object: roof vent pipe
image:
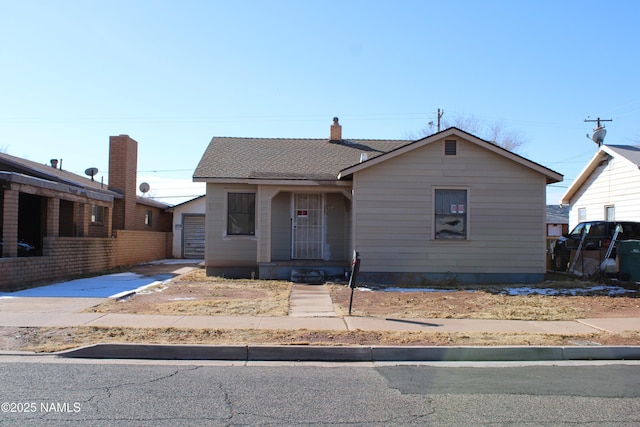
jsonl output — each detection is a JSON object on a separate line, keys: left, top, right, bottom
{"left": 360, "top": 153, "right": 368, "bottom": 163}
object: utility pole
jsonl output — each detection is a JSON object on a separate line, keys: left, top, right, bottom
{"left": 584, "top": 117, "right": 612, "bottom": 128}
{"left": 437, "top": 108, "right": 444, "bottom": 132}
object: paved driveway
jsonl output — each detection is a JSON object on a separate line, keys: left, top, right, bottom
{"left": 0, "top": 260, "right": 201, "bottom": 299}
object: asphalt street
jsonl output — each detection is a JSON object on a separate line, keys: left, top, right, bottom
{"left": 0, "top": 358, "right": 639, "bottom": 426}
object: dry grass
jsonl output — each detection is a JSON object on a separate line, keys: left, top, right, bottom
{"left": 87, "top": 269, "right": 292, "bottom": 317}
{"left": 329, "top": 286, "right": 639, "bottom": 321}
{"left": 8, "top": 325, "right": 640, "bottom": 353}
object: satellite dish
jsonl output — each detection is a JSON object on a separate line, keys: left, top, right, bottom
{"left": 84, "top": 167, "right": 99, "bottom": 182}
{"left": 592, "top": 127, "right": 607, "bottom": 145}
{"left": 584, "top": 117, "right": 612, "bottom": 147}
{"left": 139, "top": 182, "right": 150, "bottom": 194}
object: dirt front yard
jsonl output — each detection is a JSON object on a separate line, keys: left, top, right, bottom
{"left": 2, "top": 269, "right": 639, "bottom": 352}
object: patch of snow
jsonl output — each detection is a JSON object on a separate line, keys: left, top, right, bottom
{"left": 500, "top": 285, "right": 636, "bottom": 296}
{"left": 355, "top": 284, "right": 637, "bottom": 297}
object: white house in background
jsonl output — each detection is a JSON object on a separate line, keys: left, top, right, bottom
{"left": 167, "top": 195, "right": 206, "bottom": 258}
{"left": 560, "top": 144, "right": 640, "bottom": 228}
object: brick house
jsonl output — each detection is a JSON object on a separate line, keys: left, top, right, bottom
{"left": 0, "top": 135, "right": 172, "bottom": 291}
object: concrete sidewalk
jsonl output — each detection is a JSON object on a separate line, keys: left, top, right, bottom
{"left": 1, "top": 269, "right": 639, "bottom": 361}
{"left": 1, "top": 283, "right": 638, "bottom": 336}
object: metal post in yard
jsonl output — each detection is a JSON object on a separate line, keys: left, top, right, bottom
{"left": 348, "top": 251, "right": 360, "bottom": 316}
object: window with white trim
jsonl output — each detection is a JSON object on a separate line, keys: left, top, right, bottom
{"left": 227, "top": 193, "right": 255, "bottom": 235}
{"left": 578, "top": 208, "right": 586, "bottom": 222}
{"left": 605, "top": 205, "right": 615, "bottom": 221}
{"left": 434, "top": 189, "right": 467, "bottom": 240}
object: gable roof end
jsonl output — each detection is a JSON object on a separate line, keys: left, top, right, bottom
{"left": 338, "top": 127, "right": 563, "bottom": 184}
{"left": 560, "top": 144, "right": 640, "bottom": 205}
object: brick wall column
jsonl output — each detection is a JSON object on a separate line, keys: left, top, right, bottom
{"left": 2, "top": 189, "right": 19, "bottom": 257}
{"left": 76, "top": 203, "right": 88, "bottom": 237}
{"left": 46, "top": 197, "right": 60, "bottom": 237}
{"left": 109, "top": 135, "right": 138, "bottom": 230}
{"left": 105, "top": 205, "right": 113, "bottom": 237}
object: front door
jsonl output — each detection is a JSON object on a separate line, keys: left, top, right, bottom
{"left": 292, "top": 193, "right": 324, "bottom": 259}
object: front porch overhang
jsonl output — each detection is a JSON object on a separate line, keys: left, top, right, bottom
{"left": 255, "top": 185, "right": 352, "bottom": 265}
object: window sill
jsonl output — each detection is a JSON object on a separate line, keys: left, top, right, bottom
{"left": 223, "top": 235, "right": 257, "bottom": 241}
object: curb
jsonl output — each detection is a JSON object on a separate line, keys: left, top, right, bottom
{"left": 56, "top": 343, "right": 640, "bottom": 362}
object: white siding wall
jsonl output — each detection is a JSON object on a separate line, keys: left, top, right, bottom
{"left": 568, "top": 156, "right": 640, "bottom": 228}
{"left": 353, "top": 138, "right": 547, "bottom": 275}
{"left": 205, "top": 183, "right": 257, "bottom": 267}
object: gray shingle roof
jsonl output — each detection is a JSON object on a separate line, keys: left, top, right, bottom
{"left": 193, "top": 137, "right": 411, "bottom": 181}
{"left": 604, "top": 144, "right": 640, "bottom": 166}
{"left": 0, "top": 151, "right": 115, "bottom": 195}
{"left": 546, "top": 205, "right": 569, "bottom": 223}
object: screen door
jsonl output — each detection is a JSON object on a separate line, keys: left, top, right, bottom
{"left": 292, "top": 193, "right": 324, "bottom": 259}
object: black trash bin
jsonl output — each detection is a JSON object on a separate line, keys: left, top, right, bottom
{"left": 617, "top": 240, "right": 640, "bottom": 282}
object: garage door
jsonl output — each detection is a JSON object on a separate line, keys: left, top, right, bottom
{"left": 183, "top": 215, "right": 205, "bottom": 259}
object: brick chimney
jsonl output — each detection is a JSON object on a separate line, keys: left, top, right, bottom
{"left": 330, "top": 117, "right": 342, "bottom": 141}
{"left": 108, "top": 135, "right": 138, "bottom": 230}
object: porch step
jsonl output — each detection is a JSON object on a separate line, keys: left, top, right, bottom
{"left": 290, "top": 269, "right": 325, "bottom": 284}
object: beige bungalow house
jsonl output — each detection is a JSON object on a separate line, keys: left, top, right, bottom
{"left": 194, "top": 119, "right": 562, "bottom": 285}
{"left": 560, "top": 144, "right": 640, "bottom": 227}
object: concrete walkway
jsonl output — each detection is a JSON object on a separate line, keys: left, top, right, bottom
{"left": 288, "top": 284, "right": 337, "bottom": 317}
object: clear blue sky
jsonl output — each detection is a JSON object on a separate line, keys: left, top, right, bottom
{"left": 2, "top": 1, "right": 639, "bottom": 205}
